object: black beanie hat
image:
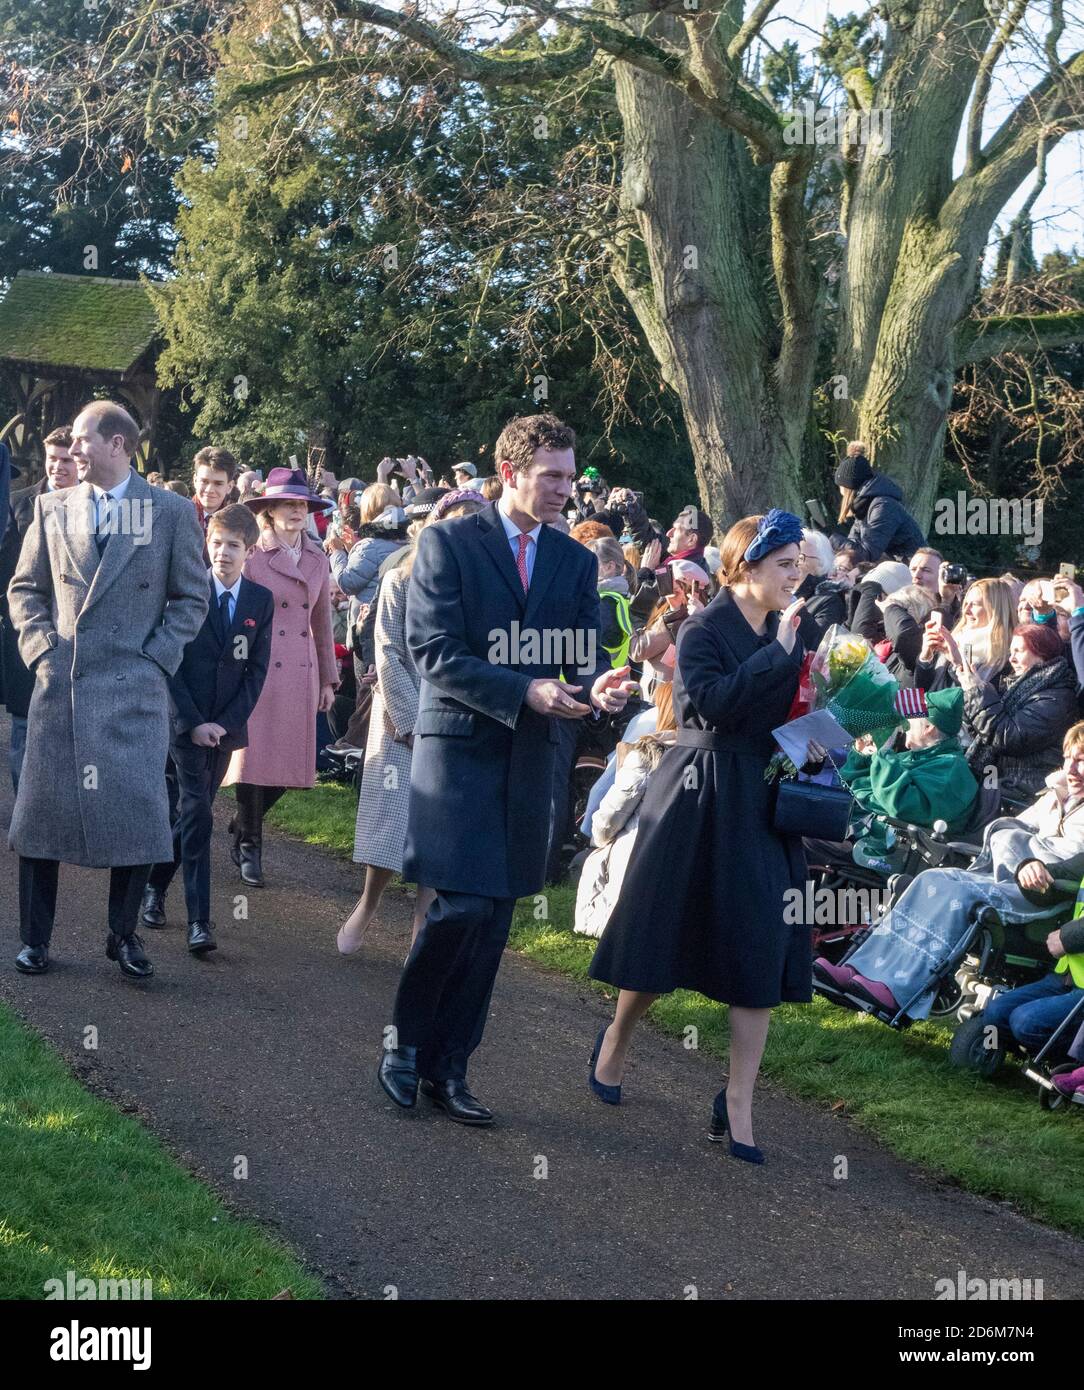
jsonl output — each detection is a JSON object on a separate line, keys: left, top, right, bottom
{"left": 834, "top": 453, "right": 873, "bottom": 491}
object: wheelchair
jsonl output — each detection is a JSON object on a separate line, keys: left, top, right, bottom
{"left": 804, "top": 782, "right": 1002, "bottom": 971}
{"left": 945, "top": 887, "right": 1084, "bottom": 1113}
{"left": 812, "top": 870, "right": 1065, "bottom": 1030}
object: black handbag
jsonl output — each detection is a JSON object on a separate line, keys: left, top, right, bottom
{"left": 773, "top": 778, "right": 853, "bottom": 841}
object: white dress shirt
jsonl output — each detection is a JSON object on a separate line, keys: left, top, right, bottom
{"left": 211, "top": 574, "right": 242, "bottom": 628}
{"left": 91, "top": 468, "right": 134, "bottom": 533}
{"left": 496, "top": 497, "right": 542, "bottom": 586}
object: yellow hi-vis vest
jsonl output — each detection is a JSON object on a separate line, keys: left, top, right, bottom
{"left": 600, "top": 587, "right": 633, "bottom": 669}
{"left": 1055, "top": 886, "right": 1084, "bottom": 987}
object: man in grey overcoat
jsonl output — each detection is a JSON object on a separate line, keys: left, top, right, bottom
{"left": 8, "top": 401, "right": 208, "bottom": 978}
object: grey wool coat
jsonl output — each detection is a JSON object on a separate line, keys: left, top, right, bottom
{"left": 7, "top": 470, "right": 209, "bottom": 866}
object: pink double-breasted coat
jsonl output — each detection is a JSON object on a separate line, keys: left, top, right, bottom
{"left": 223, "top": 532, "right": 337, "bottom": 789}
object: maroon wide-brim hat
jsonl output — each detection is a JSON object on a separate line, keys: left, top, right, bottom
{"left": 243, "top": 467, "right": 333, "bottom": 513}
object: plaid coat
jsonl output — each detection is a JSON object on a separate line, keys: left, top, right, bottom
{"left": 353, "top": 564, "right": 417, "bottom": 872}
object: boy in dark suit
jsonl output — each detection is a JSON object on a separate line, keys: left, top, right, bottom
{"left": 141, "top": 504, "right": 274, "bottom": 954}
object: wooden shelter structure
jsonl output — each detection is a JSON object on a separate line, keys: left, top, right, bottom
{"left": 0, "top": 271, "right": 161, "bottom": 478}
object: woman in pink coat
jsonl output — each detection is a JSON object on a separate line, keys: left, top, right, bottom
{"left": 223, "top": 468, "right": 338, "bottom": 885}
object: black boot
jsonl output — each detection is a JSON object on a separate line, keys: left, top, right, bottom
{"left": 227, "top": 817, "right": 242, "bottom": 868}
{"left": 239, "top": 835, "right": 263, "bottom": 887}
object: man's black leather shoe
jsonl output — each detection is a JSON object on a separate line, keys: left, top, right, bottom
{"left": 378, "top": 1046, "right": 419, "bottom": 1108}
{"left": 419, "top": 1078, "right": 494, "bottom": 1127}
{"left": 239, "top": 837, "right": 263, "bottom": 887}
{"left": 187, "top": 921, "right": 216, "bottom": 954}
{"left": 15, "top": 944, "right": 48, "bottom": 974}
{"left": 140, "top": 886, "right": 167, "bottom": 928}
{"left": 106, "top": 932, "right": 154, "bottom": 979}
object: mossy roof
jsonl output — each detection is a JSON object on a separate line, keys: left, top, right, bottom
{"left": 0, "top": 271, "right": 158, "bottom": 375}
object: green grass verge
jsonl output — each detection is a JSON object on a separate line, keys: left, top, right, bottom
{"left": 266, "top": 782, "right": 1084, "bottom": 1236}
{"left": 0, "top": 1005, "right": 324, "bottom": 1299}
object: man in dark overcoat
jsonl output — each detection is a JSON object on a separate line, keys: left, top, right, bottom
{"left": 378, "top": 413, "right": 637, "bottom": 1125}
{"left": 7, "top": 401, "right": 209, "bottom": 978}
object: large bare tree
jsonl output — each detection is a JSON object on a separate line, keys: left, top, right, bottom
{"left": 8, "top": 0, "right": 1084, "bottom": 524}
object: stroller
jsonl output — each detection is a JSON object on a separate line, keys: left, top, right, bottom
{"left": 1030, "top": 991, "right": 1084, "bottom": 1112}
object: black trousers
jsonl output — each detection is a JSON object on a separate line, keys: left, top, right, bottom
{"left": 19, "top": 858, "right": 152, "bottom": 948}
{"left": 546, "top": 717, "right": 579, "bottom": 883}
{"left": 392, "top": 891, "right": 516, "bottom": 1083}
{"left": 148, "top": 742, "right": 233, "bottom": 922}
{"left": 234, "top": 782, "right": 286, "bottom": 838}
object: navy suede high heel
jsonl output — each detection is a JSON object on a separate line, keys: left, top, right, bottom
{"left": 708, "top": 1088, "right": 764, "bottom": 1164}
{"left": 589, "top": 1026, "right": 621, "bottom": 1105}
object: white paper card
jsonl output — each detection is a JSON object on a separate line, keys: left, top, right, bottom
{"left": 771, "top": 709, "right": 852, "bottom": 768}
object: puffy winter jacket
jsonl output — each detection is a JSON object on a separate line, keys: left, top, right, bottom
{"left": 843, "top": 473, "right": 926, "bottom": 564}
{"left": 963, "top": 656, "right": 1078, "bottom": 804}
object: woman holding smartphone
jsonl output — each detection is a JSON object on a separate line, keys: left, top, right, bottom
{"left": 627, "top": 561, "right": 711, "bottom": 700}
{"left": 588, "top": 510, "right": 809, "bottom": 1164}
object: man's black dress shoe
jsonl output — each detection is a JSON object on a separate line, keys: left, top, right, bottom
{"left": 239, "top": 837, "right": 263, "bottom": 887}
{"left": 187, "top": 921, "right": 216, "bottom": 954}
{"left": 105, "top": 932, "right": 154, "bottom": 979}
{"left": 377, "top": 1046, "right": 419, "bottom": 1108}
{"left": 15, "top": 944, "right": 48, "bottom": 974}
{"left": 419, "top": 1078, "right": 494, "bottom": 1127}
{"left": 140, "top": 886, "right": 167, "bottom": 928}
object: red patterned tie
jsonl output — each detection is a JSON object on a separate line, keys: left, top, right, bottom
{"left": 516, "top": 532, "right": 530, "bottom": 593}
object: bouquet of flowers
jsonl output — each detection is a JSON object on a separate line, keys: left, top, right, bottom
{"left": 810, "top": 626, "right": 902, "bottom": 740}
{"left": 765, "top": 625, "right": 902, "bottom": 782}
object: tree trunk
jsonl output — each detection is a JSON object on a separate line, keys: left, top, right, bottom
{"left": 611, "top": 58, "right": 807, "bottom": 527}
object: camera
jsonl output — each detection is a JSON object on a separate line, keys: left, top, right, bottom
{"left": 942, "top": 563, "right": 968, "bottom": 586}
{"left": 610, "top": 489, "right": 644, "bottom": 517}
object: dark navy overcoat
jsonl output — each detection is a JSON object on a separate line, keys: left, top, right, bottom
{"left": 589, "top": 587, "right": 812, "bottom": 1008}
{"left": 402, "top": 503, "right": 608, "bottom": 899}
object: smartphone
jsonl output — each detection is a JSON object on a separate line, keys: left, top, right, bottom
{"left": 930, "top": 611, "right": 943, "bottom": 632}
{"left": 656, "top": 566, "right": 675, "bottom": 597}
{"left": 805, "top": 497, "right": 828, "bottom": 530}
{"left": 1059, "top": 563, "right": 1077, "bottom": 581}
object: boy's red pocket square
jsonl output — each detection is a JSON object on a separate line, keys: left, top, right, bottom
{"left": 244, "top": 618, "right": 256, "bottom": 627}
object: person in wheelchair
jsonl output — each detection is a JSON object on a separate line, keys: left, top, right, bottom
{"left": 805, "top": 687, "right": 977, "bottom": 877}
{"left": 814, "top": 721, "right": 1084, "bottom": 1019}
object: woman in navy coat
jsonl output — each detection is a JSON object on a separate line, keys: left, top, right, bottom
{"left": 588, "top": 510, "right": 811, "bottom": 1163}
